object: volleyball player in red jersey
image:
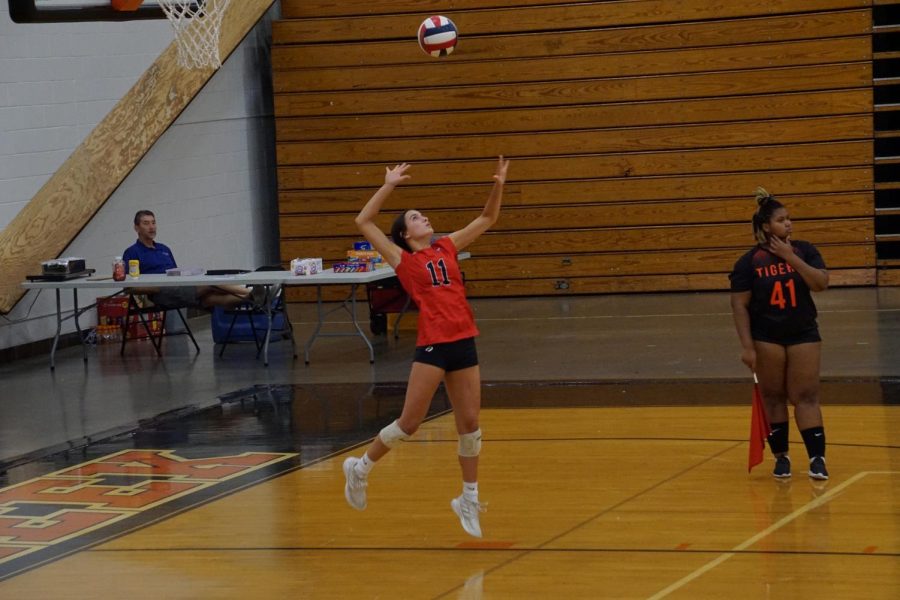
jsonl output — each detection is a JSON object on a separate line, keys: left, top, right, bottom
{"left": 342, "top": 156, "right": 510, "bottom": 538}
{"left": 730, "top": 189, "right": 830, "bottom": 480}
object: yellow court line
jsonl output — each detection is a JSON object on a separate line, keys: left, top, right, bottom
{"left": 647, "top": 471, "right": 899, "bottom": 600}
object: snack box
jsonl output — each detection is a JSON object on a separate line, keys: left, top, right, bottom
{"left": 290, "top": 257, "right": 323, "bottom": 276}
{"left": 332, "top": 261, "right": 376, "bottom": 273}
{"left": 346, "top": 250, "right": 382, "bottom": 260}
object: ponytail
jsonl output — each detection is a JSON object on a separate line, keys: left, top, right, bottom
{"left": 751, "top": 187, "right": 784, "bottom": 244}
{"left": 390, "top": 210, "right": 413, "bottom": 252}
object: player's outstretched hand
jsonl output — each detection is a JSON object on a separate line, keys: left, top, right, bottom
{"left": 493, "top": 155, "right": 510, "bottom": 185}
{"left": 385, "top": 163, "right": 412, "bottom": 187}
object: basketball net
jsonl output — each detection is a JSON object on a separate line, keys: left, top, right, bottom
{"left": 158, "top": 0, "right": 232, "bottom": 70}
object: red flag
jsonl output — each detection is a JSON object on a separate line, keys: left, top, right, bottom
{"left": 749, "top": 377, "right": 771, "bottom": 473}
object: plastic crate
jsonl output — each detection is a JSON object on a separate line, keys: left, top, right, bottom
{"left": 210, "top": 306, "right": 286, "bottom": 344}
{"left": 97, "top": 295, "right": 162, "bottom": 339}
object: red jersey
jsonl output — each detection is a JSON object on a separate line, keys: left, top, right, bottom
{"left": 394, "top": 236, "right": 479, "bottom": 346}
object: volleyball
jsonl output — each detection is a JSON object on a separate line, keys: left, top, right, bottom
{"left": 418, "top": 16, "right": 458, "bottom": 57}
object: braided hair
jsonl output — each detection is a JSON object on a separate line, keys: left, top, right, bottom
{"left": 751, "top": 187, "right": 784, "bottom": 245}
{"left": 390, "top": 210, "right": 413, "bottom": 252}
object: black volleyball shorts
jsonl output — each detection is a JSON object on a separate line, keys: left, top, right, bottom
{"left": 752, "top": 326, "right": 822, "bottom": 346}
{"left": 413, "top": 336, "right": 478, "bottom": 372}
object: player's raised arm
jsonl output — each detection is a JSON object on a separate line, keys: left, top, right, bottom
{"left": 449, "top": 156, "right": 510, "bottom": 251}
{"left": 355, "top": 163, "right": 411, "bottom": 268}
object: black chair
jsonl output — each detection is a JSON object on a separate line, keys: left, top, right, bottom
{"left": 215, "top": 266, "right": 295, "bottom": 360}
{"left": 119, "top": 292, "right": 200, "bottom": 356}
{"left": 366, "top": 276, "right": 416, "bottom": 339}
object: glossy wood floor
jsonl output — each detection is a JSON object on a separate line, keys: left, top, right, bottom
{"left": 1, "top": 403, "right": 897, "bottom": 599}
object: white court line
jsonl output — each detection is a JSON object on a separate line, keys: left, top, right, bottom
{"left": 647, "top": 471, "right": 899, "bottom": 600}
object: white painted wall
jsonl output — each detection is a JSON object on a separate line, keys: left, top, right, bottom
{"left": 0, "top": 3, "right": 281, "bottom": 351}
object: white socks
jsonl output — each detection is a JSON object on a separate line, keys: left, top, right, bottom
{"left": 463, "top": 481, "right": 479, "bottom": 502}
{"left": 355, "top": 453, "right": 374, "bottom": 477}
{"left": 353, "top": 454, "right": 478, "bottom": 503}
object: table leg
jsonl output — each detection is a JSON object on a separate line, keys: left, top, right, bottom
{"left": 348, "top": 283, "right": 375, "bottom": 364}
{"left": 263, "top": 285, "right": 273, "bottom": 367}
{"left": 73, "top": 288, "right": 87, "bottom": 363}
{"left": 49, "top": 289, "right": 63, "bottom": 370}
{"left": 281, "top": 295, "right": 297, "bottom": 359}
{"left": 303, "top": 283, "right": 376, "bottom": 365}
{"left": 393, "top": 296, "right": 413, "bottom": 339}
{"left": 304, "top": 285, "right": 325, "bottom": 364}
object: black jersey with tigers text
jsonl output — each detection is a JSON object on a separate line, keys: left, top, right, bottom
{"left": 729, "top": 241, "right": 826, "bottom": 339}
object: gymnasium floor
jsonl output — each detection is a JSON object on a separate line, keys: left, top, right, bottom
{"left": 0, "top": 288, "right": 898, "bottom": 598}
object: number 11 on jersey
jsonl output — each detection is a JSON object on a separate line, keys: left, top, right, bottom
{"left": 426, "top": 259, "right": 450, "bottom": 287}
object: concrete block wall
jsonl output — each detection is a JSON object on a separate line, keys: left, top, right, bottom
{"left": 0, "top": 3, "right": 281, "bottom": 351}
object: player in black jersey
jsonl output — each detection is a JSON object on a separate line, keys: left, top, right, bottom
{"left": 729, "top": 189, "right": 830, "bottom": 480}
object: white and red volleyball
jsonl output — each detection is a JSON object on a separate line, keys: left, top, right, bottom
{"left": 417, "top": 15, "right": 458, "bottom": 57}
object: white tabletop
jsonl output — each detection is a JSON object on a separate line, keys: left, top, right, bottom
{"left": 21, "top": 267, "right": 398, "bottom": 290}
{"left": 21, "top": 252, "right": 468, "bottom": 290}
{"left": 283, "top": 267, "right": 397, "bottom": 285}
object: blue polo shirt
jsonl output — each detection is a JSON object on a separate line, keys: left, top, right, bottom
{"left": 122, "top": 240, "right": 178, "bottom": 274}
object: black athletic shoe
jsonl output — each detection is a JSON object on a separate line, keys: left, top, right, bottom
{"left": 808, "top": 456, "right": 829, "bottom": 480}
{"left": 773, "top": 455, "right": 791, "bottom": 478}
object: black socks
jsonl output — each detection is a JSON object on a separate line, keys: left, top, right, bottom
{"left": 800, "top": 426, "right": 826, "bottom": 459}
{"left": 768, "top": 421, "right": 789, "bottom": 455}
{"left": 768, "top": 422, "right": 826, "bottom": 458}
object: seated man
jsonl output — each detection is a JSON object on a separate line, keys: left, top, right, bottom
{"left": 123, "top": 210, "right": 256, "bottom": 309}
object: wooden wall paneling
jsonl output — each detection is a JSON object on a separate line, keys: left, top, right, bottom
{"left": 877, "top": 269, "right": 900, "bottom": 285}
{"left": 279, "top": 218, "right": 873, "bottom": 260}
{"left": 833, "top": 269, "right": 878, "bottom": 286}
{"left": 273, "top": 11, "right": 871, "bottom": 66}
{"left": 460, "top": 268, "right": 875, "bottom": 296}
{"left": 274, "top": 1, "right": 875, "bottom": 299}
{"left": 274, "top": 64, "right": 871, "bottom": 115}
{"left": 282, "top": 0, "right": 767, "bottom": 19}
{"left": 0, "top": 0, "right": 279, "bottom": 314}
{"left": 278, "top": 168, "right": 873, "bottom": 214}
{"left": 273, "top": 37, "right": 869, "bottom": 93}
{"left": 277, "top": 141, "right": 873, "bottom": 189}
{"left": 465, "top": 219, "right": 873, "bottom": 256}
{"left": 515, "top": 169, "right": 875, "bottom": 207}
{"left": 279, "top": 193, "right": 874, "bottom": 238}
{"left": 284, "top": 265, "right": 876, "bottom": 303}
{"left": 277, "top": 0, "right": 869, "bottom": 41}
{"left": 276, "top": 115, "right": 871, "bottom": 165}
{"left": 282, "top": 0, "right": 867, "bottom": 19}
{"left": 280, "top": 0, "right": 604, "bottom": 17}
{"left": 457, "top": 244, "right": 874, "bottom": 280}
{"left": 275, "top": 90, "right": 872, "bottom": 142}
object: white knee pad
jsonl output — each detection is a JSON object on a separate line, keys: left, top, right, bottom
{"left": 378, "top": 419, "right": 410, "bottom": 449}
{"left": 458, "top": 428, "right": 482, "bottom": 457}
